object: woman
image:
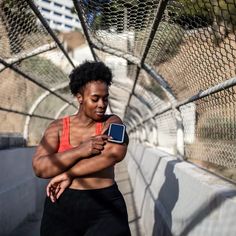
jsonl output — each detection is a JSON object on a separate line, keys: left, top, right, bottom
{"left": 32, "top": 61, "right": 131, "bottom": 236}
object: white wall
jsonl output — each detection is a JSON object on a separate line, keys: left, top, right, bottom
{"left": 36, "top": 0, "right": 81, "bottom": 32}
{"left": 0, "top": 148, "right": 48, "bottom": 236}
{"left": 127, "top": 142, "right": 236, "bottom": 236}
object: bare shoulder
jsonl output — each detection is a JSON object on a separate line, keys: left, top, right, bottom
{"left": 39, "top": 117, "right": 65, "bottom": 146}
{"left": 43, "top": 118, "right": 62, "bottom": 137}
{"left": 104, "top": 114, "right": 123, "bottom": 125}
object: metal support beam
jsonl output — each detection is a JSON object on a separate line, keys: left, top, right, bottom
{"left": 72, "top": 0, "right": 98, "bottom": 61}
{"left": 123, "top": 66, "right": 141, "bottom": 119}
{"left": 0, "top": 107, "right": 54, "bottom": 120}
{"left": 23, "top": 82, "right": 75, "bottom": 142}
{"left": 0, "top": 58, "right": 77, "bottom": 108}
{"left": 0, "top": 43, "right": 57, "bottom": 72}
{"left": 124, "top": 0, "right": 170, "bottom": 117}
{"left": 133, "top": 75, "right": 236, "bottom": 127}
{"left": 54, "top": 103, "right": 71, "bottom": 120}
{"left": 141, "top": 0, "right": 169, "bottom": 65}
{"left": 176, "top": 76, "right": 236, "bottom": 108}
{"left": 26, "top": 0, "right": 75, "bottom": 68}
{"left": 92, "top": 42, "right": 140, "bottom": 65}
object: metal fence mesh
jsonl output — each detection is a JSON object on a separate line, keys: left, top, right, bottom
{"left": 0, "top": 0, "right": 77, "bottom": 146}
{"left": 0, "top": 0, "right": 52, "bottom": 59}
{"left": 0, "top": 0, "right": 236, "bottom": 181}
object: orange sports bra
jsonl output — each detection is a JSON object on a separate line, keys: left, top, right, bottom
{"left": 58, "top": 116, "right": 103, "bottom": 153}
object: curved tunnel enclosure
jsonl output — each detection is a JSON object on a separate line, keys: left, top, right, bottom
{"left": 1, "top": 0, "right": 236, "bottom": 235}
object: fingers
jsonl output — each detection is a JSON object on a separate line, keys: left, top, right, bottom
{"left": 91, "top": 136, "right": 108, "bottom": 153}
{"left": 50, "top": 192, "right": 57, "bottom": 203}
{"left": 47, "top": 185, "right": 56, "bottom": 202}
{"left": 56, "top": 188, "right": 65, "bottom": 200}
{"left": 100, "top": 134, "right": 109, "bottom": 140}
{"left": 93, "top": 135, "right": 109, "bottom": 141}
{"left": 47, "top": 185, "right": 60, "bottom": 203}
{"left": 46, "top": 178, "right": 60, "bottom": 202}
{"left": 46, "top": 182, "right": 53, "bottom": 197}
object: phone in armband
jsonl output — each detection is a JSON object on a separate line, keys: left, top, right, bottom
{"left": 107, "top": 123, "right": 126, "bottom": 144}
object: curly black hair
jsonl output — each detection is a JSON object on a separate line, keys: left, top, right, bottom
{"left": 69, "top": 61, "right": 112, "bottom": 95}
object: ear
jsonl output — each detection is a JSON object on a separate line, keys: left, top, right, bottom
{"left": 76, "top": 93, "right": 83, "bottom": 104}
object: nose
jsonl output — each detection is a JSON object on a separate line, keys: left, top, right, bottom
{"left": 98, "top": 99, "right": 106, "bottom": 108}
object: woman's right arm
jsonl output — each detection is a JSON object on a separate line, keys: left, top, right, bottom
{"left": 32, "top": 120, "right": 107, "bottom": 179}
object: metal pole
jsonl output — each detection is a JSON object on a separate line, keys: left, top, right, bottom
{"left": 141, "top": 0, "right": 169, "bottom": 66}
{"left": 176, "top": 76, "right": 236, "bottom": 108}
{"left": 72, "top": 0, "right": 98, "bottom": 61}
{"left": 26, "top": 0, "right": 75, "bottom": 68}
{"left": 0, "top": 107, "right": 54, "bottom": 120}
{"left": 92, "top": 42, "right": 140, "bottom": 65}
{"left": 23, "top": 82, "right": 75, "bottom": 142}
{"left": 130, "top": 76, "right": 236, "bottom": 131}
{"left": 0, "top": 44, "right": 57, "bottom": 73}
{"left": 123, "top": 66, "right": 141, "bottom": 119}
{"left": 0, "top": 58, "right": 77, "bottom": 108}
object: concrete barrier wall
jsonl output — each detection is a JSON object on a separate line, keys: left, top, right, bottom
{"left": 126, "top": 142, "right": 236, "bottom": 236}
{"left": 0, "top": 148, "right": 48, "bottom": 236}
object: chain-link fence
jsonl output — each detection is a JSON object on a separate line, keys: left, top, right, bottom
{"left": 0, "top": 0, "right": 236, "bottom": 181}
{"left": 0, "top": 0, "right": 77, "bottom": 147}
{"left": 78, "top": 0, "right": 236, "bottom": 181}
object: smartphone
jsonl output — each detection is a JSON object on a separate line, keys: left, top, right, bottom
{"left": 107, "top": 123, "right": 126, "bottom": 144}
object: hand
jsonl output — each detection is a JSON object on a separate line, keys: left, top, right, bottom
{"left": 78, "top": 134, "right": 108, "bottom": 158}
{"left": 46, "top": 172, "right": 73, "bottom": 203}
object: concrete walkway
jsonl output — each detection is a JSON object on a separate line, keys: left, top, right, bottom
{"left": 9, "top": 160, "right": 143, "bottom": 236}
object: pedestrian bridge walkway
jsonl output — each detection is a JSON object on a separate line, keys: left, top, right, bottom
{"left": 5, "top": 148, "right": 142, "bottom": 236}
{"left": 1, "top": 144, "right": 236, "bottom": 236}
{"left": 1, "top": 0, "right": 236, "bottom": 235}
{"left": 7, "top": 153, "right": 142, "bottom": 236}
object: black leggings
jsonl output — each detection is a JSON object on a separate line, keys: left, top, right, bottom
{"left": 40, "top": 183, "right": 131, "bottom": 236}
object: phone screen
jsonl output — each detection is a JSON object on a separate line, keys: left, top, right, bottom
{"left": 108, "top": 123, "right": 125, "bottom": 143}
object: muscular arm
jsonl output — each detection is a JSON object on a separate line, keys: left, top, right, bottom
{"left": 46, "top": 115, "right": 129, "bottom": 202}
{"left": 67, "top": 140, "right": 127, "bottom": 178}
{"left": 32, "top": 120, "right": 107, "bottom": 179}
{"left": 66, "top": 116, "right": 128, "bottom": 177}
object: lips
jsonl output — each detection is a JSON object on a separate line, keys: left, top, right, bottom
{"left": 96, "top": 111, "right": 105, "bottom": 116}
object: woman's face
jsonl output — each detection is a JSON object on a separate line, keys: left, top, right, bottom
{"left": 78, "top": 81, "right": 109, "bottom": 121}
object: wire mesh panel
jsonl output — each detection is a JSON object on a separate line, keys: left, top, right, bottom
{"left": 0, "top": 0, "right": 75, "bottom": 147}
{"left": 94, "top": 49, "right": 132, "bottom": 118}
{"left": 79, "top": 0, "right": 160, "bottom": 57}
{"left": 145, "top": 0, "right": 236, "bottom": 101}
{"left": 0, "top": 0, "right": 52, "bottom": 59}
{"left": 28, "top": 116, "right": 53, "bottom": 146}
{"left": 0, "top": 68, "right": 46, "bottom": 145}
{"left": 0, "top": 68, "right": 45, "bottom": 114}
{"left": 134, "top": 69, "right": 170, "bottom": 114}
{"left": 181, "top": 86, "right": 236, "bottom": 181}
{"left": 155, "top": 110, "right": 177, "bottom": 153}
{"left": 59, "top": 105, "right": 78, "bottom": 118}
{"left": 16, "top": 51, "right": 72, "bottom": 89}
{"left": 33, "top": 92, "right": 72, "bottom": 118}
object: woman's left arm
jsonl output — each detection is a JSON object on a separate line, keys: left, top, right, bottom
{"left": 70, "top": 140, "right": 127, "bottom": 175}
{"left": 65, "top": 115, "right": 129, "bottom": 177}
{"left": 47, "top": 140, "right": 128, "bottom": 202}
{"left": 47, "top": 115, "right": 129, "bottom": 201}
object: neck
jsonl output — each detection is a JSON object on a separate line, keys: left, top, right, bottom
{"left": 75, "top": 111, "right": 95, "bottom": 128}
